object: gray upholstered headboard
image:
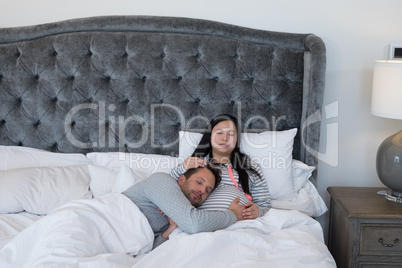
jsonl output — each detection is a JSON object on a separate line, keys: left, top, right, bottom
{"left": 0, "top": 16, "right": 326, "bottom": 183}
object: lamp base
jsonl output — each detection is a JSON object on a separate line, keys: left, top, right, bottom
{"left": 376, "top": 130, "right": 402, "bottom": 199}
{"left": 379, "top": 189, "right": 402, "bottom": 203}
{"left": 377, "top": 189, "right": 402, "bottom": 203}
{"left": 391, "top": 189, "right": 402, "bottom": 197}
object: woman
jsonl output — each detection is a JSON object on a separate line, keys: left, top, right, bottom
{"left": 171, "top": 114, "right": 271, "bottom": 219}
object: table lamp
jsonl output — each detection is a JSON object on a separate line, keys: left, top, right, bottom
{"left": 371, "top": 60, "right": 402, "bottom": 202}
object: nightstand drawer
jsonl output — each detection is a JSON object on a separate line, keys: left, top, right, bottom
{"left": 361, "top": 224, "right": 402, "bottom": 256}
{"left": 359, "top": 263, "right": 402, "bottom": 268}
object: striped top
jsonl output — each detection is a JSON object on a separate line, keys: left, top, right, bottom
{"left": 170, "top": 155, "right": 271, "bottom": 217}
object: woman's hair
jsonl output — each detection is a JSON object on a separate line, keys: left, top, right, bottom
{"left": 191, "top": 114, "right": 262, "bottom": 195}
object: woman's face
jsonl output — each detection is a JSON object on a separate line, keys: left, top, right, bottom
{"left": 210, "top": 120, "right": 238, "bottom": 159}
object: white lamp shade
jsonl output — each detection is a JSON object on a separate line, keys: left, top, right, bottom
{"left": 371, "top": 60, "right": 402, "bottom": 119}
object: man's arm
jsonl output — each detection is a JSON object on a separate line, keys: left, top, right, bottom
{"left": 161, "top": 216, "right": 178, "bottom": 240}
{"left": 160, "top": 197, "right": 244, "bottom": 241}
{"left": 153, "top": 216, "right": 178, "bottom": 248}
{"left": 146, "top": 173, "right": 239, "bottom": 234}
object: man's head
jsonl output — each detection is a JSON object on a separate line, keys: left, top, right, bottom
{"left": 178, "top": 164, "right": 221, "bottom": 207}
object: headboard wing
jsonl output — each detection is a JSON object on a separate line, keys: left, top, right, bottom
{"left": 0, "top": 16, "right": 326, "bottom": 183}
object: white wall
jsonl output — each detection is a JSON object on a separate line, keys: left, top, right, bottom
{"left": 2, "top": 0, "right": 402, "bottom": 240}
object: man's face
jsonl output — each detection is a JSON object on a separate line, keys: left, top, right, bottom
{"left": 178, "top": 168, "right": 216, "bottom": 207}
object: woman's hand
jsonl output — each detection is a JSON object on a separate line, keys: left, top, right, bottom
{"left": 183, "top": 157, "right": 207, "bottom": 170}
{"left": 242, "top": 201, "right": 259, "bottom": 220}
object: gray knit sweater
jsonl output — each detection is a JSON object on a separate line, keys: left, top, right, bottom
{"left": 122, "top": 172, "right": 237, "bottom": 249}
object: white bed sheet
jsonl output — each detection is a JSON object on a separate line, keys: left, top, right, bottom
{"left": 0, "top": 193, "right": 335, "bottom": 268}
{"left": 0, "top": 212, "right": 43, "bottom": 250}
{"left": 0, "top": 193, "right": 153, "bottom": 267}
{"left": 133, "top": 209, "right": 335, "bottom": 267}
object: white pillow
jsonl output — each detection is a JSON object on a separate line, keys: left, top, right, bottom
{"left": 0, "top": 145, "right": 90, "bottom": 170}
{"left": 178, "top": 129, "right": 297, "bottom": 200}
{"left": 240, "top": 128, "right": 297, "bottom": 200}
{"left": 270, "top": 180, "right": 327, "bottom": 217}
{"left": 0, "top": 165, "right": 92, "bottom": 215}
{"left": 270, "top": 160, "right": 326, "bottom": 217}
{"left": 88, "top": 165, "right": 142, "bottom": 197}
{"left": 292, "top": 159, "right": 316, "bottom": 192}
{"left": 87, "top": 152, "right": 181, "bottom": 194}
{"left": 87, "top": 152, "right": 181, "bottom": 174}
{"left": 179, "top": 131, "right": 203, "bottom": 159}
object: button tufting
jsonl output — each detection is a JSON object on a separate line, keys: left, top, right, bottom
{"left": 0, "top": 27, "right": 307, "bottom": 155}
{"left": 53, "top": 142, "right": 58, "bottom": 148}
{"left": 18, "top": 142, "right": 23, "bottom": 146}
{"left": 249, "top": 77, "right": 254, "bottom": 83}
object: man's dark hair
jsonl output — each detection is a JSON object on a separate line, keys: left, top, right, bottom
{"left": 183, "top": 163, "right": 222, "bottom": 189}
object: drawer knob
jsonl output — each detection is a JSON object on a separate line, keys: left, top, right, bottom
{"left": 378, "top": 237, "right": 399, "bottom": 247}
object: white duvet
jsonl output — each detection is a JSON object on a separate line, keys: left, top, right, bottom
{"left": 0, "top": 193, "right": 335, "bottom": 268}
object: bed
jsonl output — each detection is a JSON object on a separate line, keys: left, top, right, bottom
{"left": 0, "top": 16, "right": 335, "bottom": 267}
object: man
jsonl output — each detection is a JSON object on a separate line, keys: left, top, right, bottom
{"left": 122, "top": 164, "right": 245, "bottom": 249}
{"left": 0, "top": 164, "right": 245, "bottom": 267}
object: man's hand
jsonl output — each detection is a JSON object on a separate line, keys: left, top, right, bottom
{"left": 242, "top": 201, "right": 259, "bottom": 219}
{"left": 161, "top": 216, "right": 178, "bottom": 240}
{"left": 183, "top": 157, "right": 207, "bottom": 170}
{"left": 158, "top": 208, "right": 178, "bottom": 240}
{"left": 228, "top": 197, "right": 246, "bottom": 221}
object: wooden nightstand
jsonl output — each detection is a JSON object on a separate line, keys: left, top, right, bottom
{"left": 328, "top": 187, "right": 402, "bottom": 268}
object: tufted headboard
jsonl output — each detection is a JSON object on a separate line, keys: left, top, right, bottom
{"left": 0, "top": 16, "right": 326, "bottom": 184}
